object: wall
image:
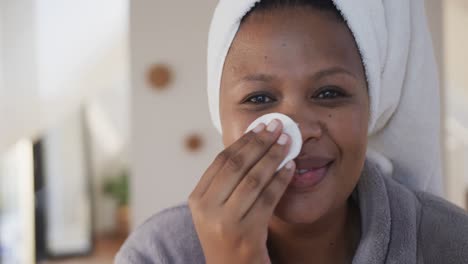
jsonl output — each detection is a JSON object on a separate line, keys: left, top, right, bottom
{"left": 0, "top": 0, "right": 39, "bottom": 154}
{"left": 444, "top": 0, "right": 468, "bottom": 95}
{"left": 0, "top": 3, "right": 4, "bottom": 99}
{"left": 130, "top": 0, "right": 221, "bottom": 227}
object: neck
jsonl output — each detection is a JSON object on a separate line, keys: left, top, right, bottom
{"left": 267, "top": 199, "right": 361, "bottom": 264}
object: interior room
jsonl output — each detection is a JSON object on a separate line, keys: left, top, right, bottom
{"left": 0, "top": 0, "right": 467, "bottom": 263}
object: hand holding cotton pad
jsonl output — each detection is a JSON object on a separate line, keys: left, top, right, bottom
{"left": 245, "top": 113, "right": 302, "bottom": 171}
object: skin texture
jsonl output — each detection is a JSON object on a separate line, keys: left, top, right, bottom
{"left": 190, "top": 6, "right": 369, "bottom": 264}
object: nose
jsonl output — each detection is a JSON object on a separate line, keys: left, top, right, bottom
{"left": 297, "top": 120, "right": 322, "bottom": 142}
{"left": 280, "top": 105, "right": 323, "bottom": 144}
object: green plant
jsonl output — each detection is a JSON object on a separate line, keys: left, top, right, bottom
{"left": 103, "top": 170, "right": 129, "bottom": 207}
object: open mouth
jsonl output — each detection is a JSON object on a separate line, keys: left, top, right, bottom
{"left": 289, "top": 160, "right": 334, "bottom": 190}
{"left": 295, "top": 168, "right": 319, "bottom": 175}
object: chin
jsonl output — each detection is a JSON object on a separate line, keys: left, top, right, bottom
{"left": 271, "top": 166, "right": 356, "bottom": 226}
{"left": 272, "top": 192, "right": 331, "bottom": 225}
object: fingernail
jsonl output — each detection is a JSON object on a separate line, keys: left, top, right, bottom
{"left": 277, "top": 133, "right": 288, "bottom": 145}
{"left": 285, "top": 160, "right": 295, "bottom": 170}
{"left": 267, "top": 119, "right": 280, "bottom": 132}
{"left": 252, "top": 123, "right": 265, "bottom": 133}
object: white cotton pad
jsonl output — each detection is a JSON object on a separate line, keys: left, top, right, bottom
{"left": 245, "top": 113, "right": 302, "bottom": 171}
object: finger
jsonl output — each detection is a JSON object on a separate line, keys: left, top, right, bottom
{"left": 225, "top": 133, "right": 291, "bottom": 219}
{"left": 189, "top": 125, "right": 262, "bottom": 199}
{"left": 204, "top": 120, "right": 284, "bottom": 204}
{"left": 243, "top": 160, "right": 295, "bottom": 222}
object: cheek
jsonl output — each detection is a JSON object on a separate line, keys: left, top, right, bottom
{"left": 220, "top": 96, "right": 243, "bottom": 147}
{"left": 220, "top": 109, "right": 257, "bottom": 147}
{"left": 327, "top": 105, "right": 369, "bottom": 160}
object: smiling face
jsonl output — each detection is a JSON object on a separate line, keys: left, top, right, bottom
{"left": 219, "top": 7, "right": 369, "bottom": 224}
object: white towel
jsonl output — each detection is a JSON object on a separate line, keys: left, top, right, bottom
{"left": 207, "top": 0, "right": 444, "bottom": 196}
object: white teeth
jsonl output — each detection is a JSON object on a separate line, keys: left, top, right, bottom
{"left": 296, "top": 169, "right": 309, "bottom": 174}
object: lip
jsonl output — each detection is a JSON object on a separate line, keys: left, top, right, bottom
{"left": 294, "top": 156, "right": 334, "bottom": 170}
{"left": 288, "top": 157, "right": 334, "bottom": 191}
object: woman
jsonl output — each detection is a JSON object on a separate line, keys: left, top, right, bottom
{"left": 116, "top": 0, "right": 468, "bottom": 263}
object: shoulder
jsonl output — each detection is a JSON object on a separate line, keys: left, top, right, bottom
{"left": 366, "top": 163, "right": 468, "bottom": 263}
{"left": 415, "top": 191, "right": 468, "bottom": 263}
{"left": 115, "top": 204, "right": 205, "bottom": 264}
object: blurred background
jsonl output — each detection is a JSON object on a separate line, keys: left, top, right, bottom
{"left": 0, "top": 0, "right": 466, "bottom": 263}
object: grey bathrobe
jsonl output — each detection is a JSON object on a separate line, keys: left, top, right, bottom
{"left": 115, "top": 162, "right": 468, "bottom": 263}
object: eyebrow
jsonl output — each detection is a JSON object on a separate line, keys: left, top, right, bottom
{"left": 240, "top": 66, "right": 357, "bottom": 84}
{"left": 241, "top": 73, "right": 275, "bottom": 82}
{"left": 314, "top": 66, "right": 357, "bottom": 80}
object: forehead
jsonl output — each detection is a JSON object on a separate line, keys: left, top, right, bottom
{"left": 223, "top": 7, "right": 364, "bottom": 82}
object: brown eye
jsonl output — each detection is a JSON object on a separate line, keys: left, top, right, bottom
{"left": 315, "top": 87, "right": 346, "bottom": 99}
{"left": 246, "top": 94, "right": 274, "bottom": 104}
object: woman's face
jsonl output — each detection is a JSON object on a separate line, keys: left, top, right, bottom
{"left": 219, "top": 7, "right": 369, "bottom": 224}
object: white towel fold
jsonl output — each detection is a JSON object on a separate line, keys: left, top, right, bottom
{"left": 207, "top": 0, "right": 444, "bottom": 196}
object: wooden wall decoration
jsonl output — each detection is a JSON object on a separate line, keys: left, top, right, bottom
{"left": 148, "top": 64, "right": 172, "bottom": 90}
{"left": 185, "top": 133, "right": 203, "bottom": 152}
